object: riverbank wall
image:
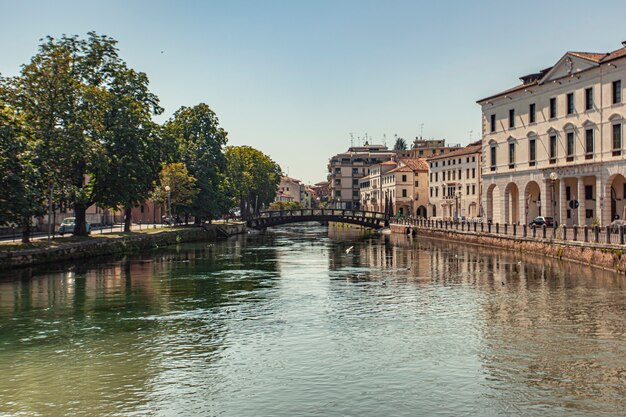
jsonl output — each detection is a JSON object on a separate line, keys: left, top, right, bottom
{"left": 0, "top": 223, "right": 246, "bottom": 270}
{"left": 391, "top": 223, "right": 626, "bottom": 274}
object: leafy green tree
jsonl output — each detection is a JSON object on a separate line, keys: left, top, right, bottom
{"left": 224, "top": 146, "right": 282, "bottom": 218}
{"left": 11, "top": 32, "right": 163, "bottom": 236}
{"left": 93, "top": 67, "right": 165, "bottom": 232}
{"left": 393, "top": 137, "right": 408, "bottom": 150}
{"left": 268, "top": 201, "right": 302, "bottom": 211}
{"left": 165, "top": 104, "right": 228, "bottom": 223}
{"left": 151, "top": 163, "right": 198, "bottom": 221}
{"left": 0, "top": 97, "right": 45, "bottom": 242}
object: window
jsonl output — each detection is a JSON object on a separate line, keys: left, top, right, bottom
{"left": 435, "top": 188, "right": 439, "bottom": 197}
{"left": 466, "top": 168, "right": 469, "bottom": 178}
{"left": 402, "top": 189, "right": 407, "bottom": 197}
{"left": 549, "top": 134, "right": 557, "bottom": 162}
{"left": 585, "top": 87, "right": 593, "bottom": 110}
{"left": 509, "top": 109, "right": 515, "bottom": 128}
{"left": 613, "top": 80, "right": 622, "bottom": 104}
{"left": 334, "top": 179, "right": 340, "bottom": 186}
{"left": 490, "top": 145, "right": 496, "bottom": 170}
{"left": 566, "top": 132, "right": 574, "bottom": 158}
{"left": 430, "top": 173, "right": 433, "bottom": 182}
{"left": 401, "top": 175, "right": 407, "bottom": 182}
{"left": 352, "top": 168, "right": 358, "bottom": 174}
{"left": 466, "top": 185, "right": 470, "bottom": 195}
{"left": 472, "top": 185, "right": 476, "bottom": 195}
{"left": 415, "top": 181, "right": 418, "bottom": 186}
{"left": 435, "top": 172, "right": 438, "bottom": 182}
{"left": 334, "top": 168, "right": 341, "bottom": 174}
{"left": 472, "top": 168, "right": 476, "bottom": 178}
{"left": 567, "top": 93, "right": 574, "bottom": 115}
{"left": 566, "top": 186, "right": 571, "bottom": 201}
{"left": 529, "top": 103, "right": 536, "bottom": 123}
{"left": 529, "top": 138, "right": 536, "bottom": 164}
{"left": 613, "top": 123, "right": 622, "bottom": 154}
{"left": 458, "top": 169, "right": 461, "bottom": 179}
{"left": 490, "top": 114, "right": 496, "bottom": 132}
{"left": 508, "top": 142, "right": 515, "bottom": 167}
{"left": 585, "top": 128, "right": 594, "bottom": 155}
{"left": 430, "top": 188, "right": 433, "bottom": 197}
{"left": 335, "top": 190, "right": 341, "bottom": 197}
{"left": 585, "top": 185, "right": 593, "bottom": 200}
{"left": 550, "top": 97, "right": 557, "bottom": 118}
{"left": 352, "top": 179, "right": 358, "bottom": 186}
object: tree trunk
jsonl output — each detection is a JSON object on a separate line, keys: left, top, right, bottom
{"left": 73, "top": 203, "right": 88, "bottom": 236}
{"left": 239, "top": 197, "right": 246, "bottom": 220}
{"left": 123, "top": 207, "right": 132, "bottom": 232}
{"left": 21, "top": 224, "right": 31, "bottom": 244}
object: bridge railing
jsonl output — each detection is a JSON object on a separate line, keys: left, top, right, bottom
{"left": 252, "top": 209, "right": 388, "bottom": 220}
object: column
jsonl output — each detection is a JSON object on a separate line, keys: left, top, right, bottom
{"left": 577, "top": 177, "right": 586, "bottom": 226}
{"left": 596, "top": 176, "right": 604, "bottom": 226}
{"left": 539, "top": 179, "right": 549, "bottom": 217}
{"left": 559, "top": 179, "right": 567, "bottom": 226}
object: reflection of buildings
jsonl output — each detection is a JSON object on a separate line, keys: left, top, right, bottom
{"left": 479, "top": 41, "right": 626, "bottom": 226}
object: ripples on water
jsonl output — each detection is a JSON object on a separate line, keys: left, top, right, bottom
{"left": 0, "top": 224, "right": 625, "bottom": 416}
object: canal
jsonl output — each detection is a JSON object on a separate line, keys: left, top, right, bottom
{"left": 0, "top": 224, "right": 625, "bottom": 416}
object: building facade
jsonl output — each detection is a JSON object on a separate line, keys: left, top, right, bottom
{"left": 360, "top": 158, "right": 429, "bottom": 217}
{"left": 327, "top": 144, "right": 396, "bottom": 209}
{"left": 478, "top": 41, "right": 626, "bottom": 227}
{"left": 427, "top": 142, "right": 482, "bottom": 220}
{"left": 276, "top": 176, "right": 305, "bottom": 205}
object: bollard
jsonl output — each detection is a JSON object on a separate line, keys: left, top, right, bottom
{"left": 606, "top": 225, "right": 611, "bottom": 244}
{"left": 552, "top": 225, "right": 556, "bottom": 239}
{"left": 594, "top": 226, "right": 599, "bottom": 243}
{"left": 474, "top": 222, "right": 477, "bottom": 232}
{"left": 481, "top": 223, "right": 484, "bottom": 232}
{"left": 523, "top": 224, "right": 527, "bottom": 237}
{"left": 504, "top": 224, "right": 508, "bottom": 235}
{"left": 573, "top": 226, "right": 578, "bottom": 241}
{"left": 562, "top": 226, "right": 567, "bottom": 241}
{"left": 488, "top": 223, "right": 492, "bottom": 233}
{"left": 513, "top": 224, "right": 516, "bottom": 236}
{"left": 620, "top": 225, "right": 625, "bottom": 245}
{"left": 532, "top": 225, "right": 536, "bottom": 238}
{"left": 542, "top": 225, "right": 547, "bottom": 239}
{"left": 584, "top": 226, "right": 589, "bottom": 242}
{"left": 496, "top": 223, "right": 499, "bottom": 234}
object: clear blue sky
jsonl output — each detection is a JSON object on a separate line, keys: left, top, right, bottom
{"left": 2, "top": 0, "right": 626, "bottom": 184}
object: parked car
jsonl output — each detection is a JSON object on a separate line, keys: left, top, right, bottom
{"left": 529, "top": 216, "right": 557, "bottom": 229}
{"left": 58, "top": 217, "right": 91, "bottom": 236}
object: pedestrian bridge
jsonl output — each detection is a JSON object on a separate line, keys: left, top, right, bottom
{"left": 246, "top": 209, "right": 389, "bottom": 230}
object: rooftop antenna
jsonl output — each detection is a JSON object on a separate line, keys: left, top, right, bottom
{"left": 349, "top": 132, "right": 354, "bottom": 148}
{"left": 419, "top": 123, "right": 424, "bottom": 139}
{"left": 383, "top": 134, "right": 387, "bottom": 147}
{"left": 469, "top": 130, "right": 473, "bottom": 141}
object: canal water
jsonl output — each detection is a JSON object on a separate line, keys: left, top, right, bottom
{"left": 0, "top": 224, "right": 625, "bottom": 416}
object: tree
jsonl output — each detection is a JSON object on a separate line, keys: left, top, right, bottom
{"left": 268, "top": 201, "right": 302, "bottom": 211}
{"left": 224, "top": 146, "right": 282, "bottom": 219}
{"left": 11, "top": 32, "right": 163, "bottom": 236}
{"left": 393, "top": 137, "right": 408, "bottom": 150}
{"left": 165, "top": 104, "right": 228, "bottom": 223}
{"left": 92, "top": 67, "right": 164, "bottom": 232}
{"left": 151, "top": 163, "right": 198, "bottom": 220}
{"left": 0, "top": 94, "right": 45, "bottom": 242}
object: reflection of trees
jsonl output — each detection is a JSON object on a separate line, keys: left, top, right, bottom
{"left": 0, "top": 232, "right": 281, "bottom": 415}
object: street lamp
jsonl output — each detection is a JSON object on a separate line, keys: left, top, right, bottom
{"left": 164, "top": 185, "right": 171, "bottom": 226}
{"left": 549, "top": 171, "right": 558, "bottom": 225}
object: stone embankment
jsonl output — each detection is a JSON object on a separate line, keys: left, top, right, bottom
{"left": 0, "top": 223, "right": 246, "bottom": 270}
{"left": 391, "top": 223, "right": 626, "bottom": 274}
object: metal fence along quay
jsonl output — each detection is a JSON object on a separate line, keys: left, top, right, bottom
{"left": 393, "top": 218, "right": 626, "bottom": 246}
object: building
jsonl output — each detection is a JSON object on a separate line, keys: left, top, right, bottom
{"left": 276, "top": 176, "right": 305, "bottom": 205}
{"left": 360, "top": 158, "right": 429, "bottom": 217}
{"left": 327, "top": 144, "right": 396, "bottom": 209}
{"left": 396, "top": 137, "right": 462, "bottom": 159}
{"left": 311, "top": 181, "right": 329, "bottom": 203}
{"left": 478, "top": 41, "right": 626, "bottom": 227}
{"left": 427, "top": 141, "right": 482, "bottom": 220}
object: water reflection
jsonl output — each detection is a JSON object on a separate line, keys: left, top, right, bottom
{"left": 0, "top": 225, "right": 624, "bottom": 416}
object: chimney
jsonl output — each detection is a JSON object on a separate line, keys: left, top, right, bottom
{"left": 622, "top": 40, "right": 626, "bottom": 47}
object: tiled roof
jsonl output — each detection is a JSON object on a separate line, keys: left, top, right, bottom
{"left": 478, "top": 44, "right": 626, "bottom": 103}
{"left": 426, "top": 144, "right": 481, "bottom": 161}
{"left": 399, "top": 157, "right": 429, "bottom": 171}
{"left": 380, "top": 160, "right": 398, "bottom": 166}
{"left": 387, "top": 166, "right": 413, "bottom": 174}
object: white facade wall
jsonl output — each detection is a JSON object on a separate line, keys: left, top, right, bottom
{"left": 480, "top": 49, "right": 626, "bottom": 227}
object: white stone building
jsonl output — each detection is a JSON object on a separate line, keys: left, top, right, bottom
{"left": 478, "top": 42, "right": 626, "bottom": 226}
{"left": 427, "top": 142, "right": 482, "bottom": 220}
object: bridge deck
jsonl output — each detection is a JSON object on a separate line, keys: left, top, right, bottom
{"left": 247, "top": 209, "right": 389, "bottom": 229}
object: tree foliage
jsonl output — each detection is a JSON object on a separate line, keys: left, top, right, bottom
{"left": 268, "top": 201, "right": 302, "bottom": 211}
{"left": 393, "top": 137, "right": 408, "bottom": 150}
{"left": 151, "top": 163, "right": 198, "bottom": 218}
{"left": 165, "top": 104, "right": 228, "bottom": 222}
{"left": 224, "top": 146, "right": 282, "bottom": 218}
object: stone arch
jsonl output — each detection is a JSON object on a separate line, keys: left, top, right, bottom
{"left": 416, "top": 205, "right": 427, "bottom": 218}
{"left": 504, "top": 182, "right": 520, "bottom": 224}
{"left": 524, "top": 181, "right": 542, "bottom": 223}
{"left": 486, "top": 183, "right": 499, "bottom": 223}
{"left": 468, "top": 202, "right": 477, "bottom": 218}
{"left": 606, "top": 173, "right": 626, "bottom": 221}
